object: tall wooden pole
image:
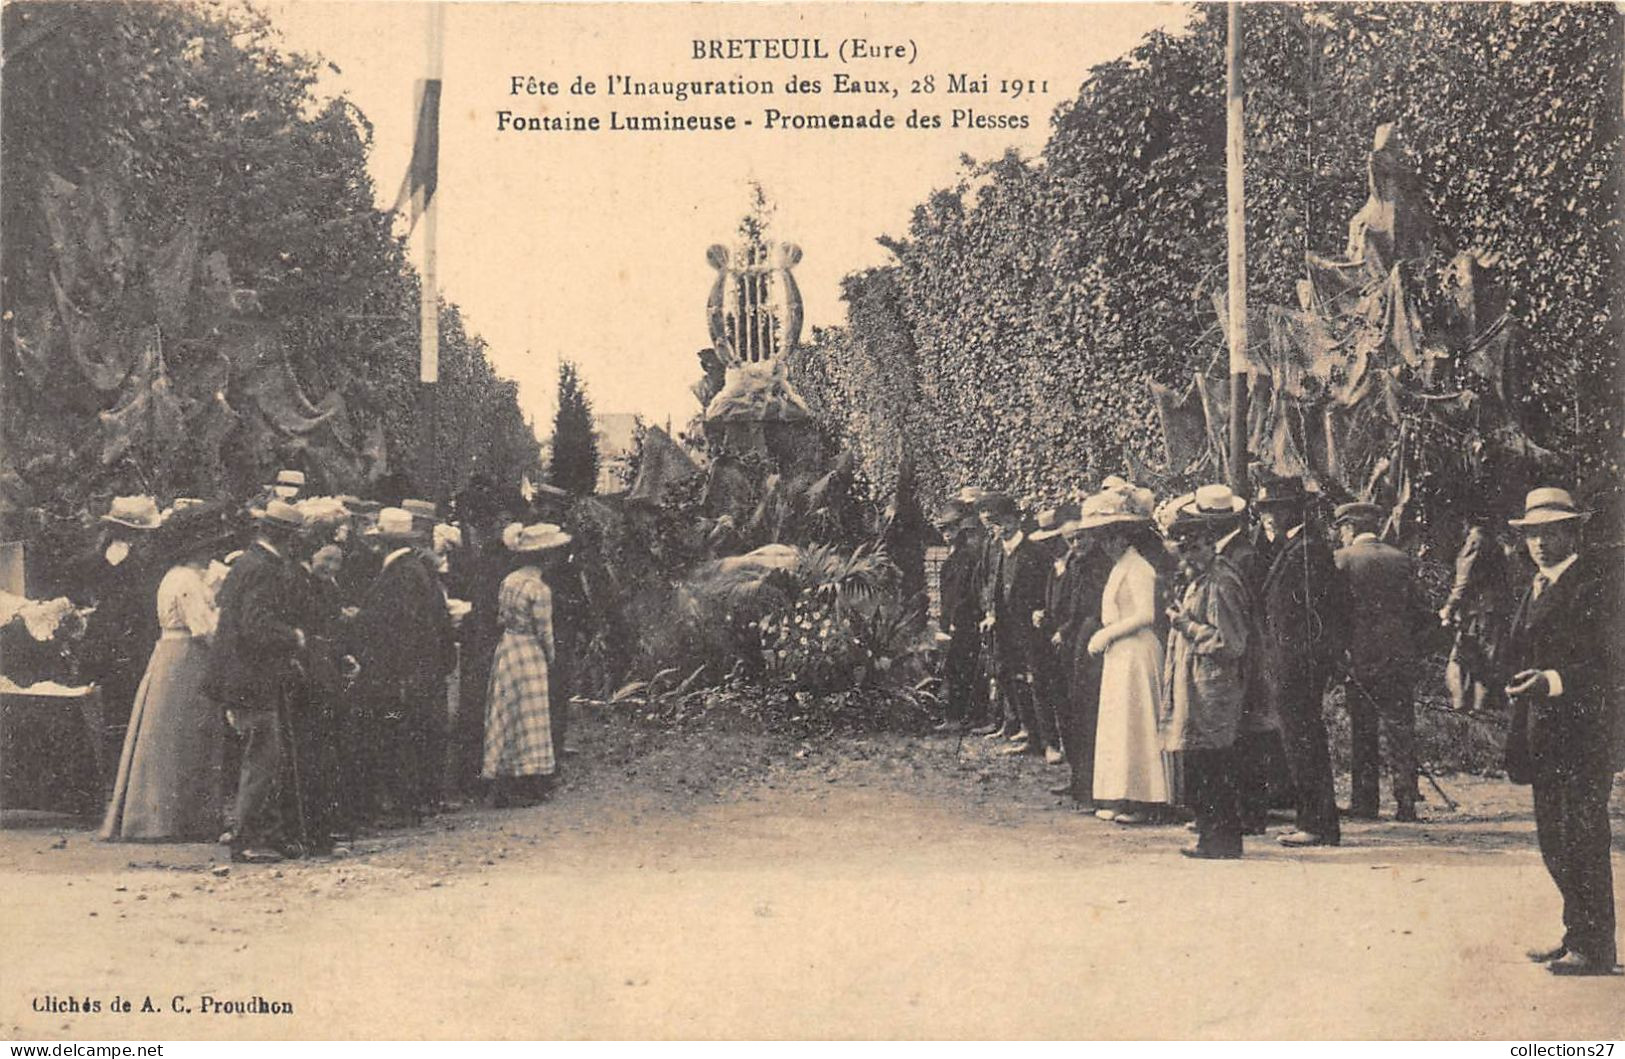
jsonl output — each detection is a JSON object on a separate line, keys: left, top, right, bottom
{"left": 418, "top": 2, "right": 445, "bottom": 505}
{"left": 1225, "top": 2, "right": 1250, "bottom": 493}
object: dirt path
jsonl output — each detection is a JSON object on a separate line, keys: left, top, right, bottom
{"left": 3, "top": 715, "right": 1622, "bottom": 1040}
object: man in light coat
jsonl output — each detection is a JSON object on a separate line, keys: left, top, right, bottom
{"left": 1161, "top": 486, "right": 1254, "bottom": 859}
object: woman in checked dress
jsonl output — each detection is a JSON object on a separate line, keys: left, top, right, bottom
{"left": 482, "top": 521, "right": 572, "bottom": 806}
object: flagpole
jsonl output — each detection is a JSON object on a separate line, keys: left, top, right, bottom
{"left": 1225, "top": 2, "right": 1250, "bottom": 494}
{"left": 419, "top": 1, "right": 445, "bottom": 506}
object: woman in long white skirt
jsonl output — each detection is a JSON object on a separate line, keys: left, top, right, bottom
{"left": 101, "top": 504, "right": 235, "bottom": 841}
{"left": 1079, "top": 481, "right": 1169, "bottom": 824}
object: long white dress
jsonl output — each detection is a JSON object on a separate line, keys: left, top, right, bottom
{"left": 100, "top": 564, "right": 224, "bottom": 841}
{"left": 1091, "top": 546, "right": 1169, "bottom": 805}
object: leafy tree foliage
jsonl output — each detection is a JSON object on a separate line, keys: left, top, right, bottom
{"left": 0, "top": 0, "right": 538, "bottom": 524}
{"left": 794, "top": 4, "right": 1621, "bottom": 508}
{"left": 549, "top": 360, "right": 599, "bottom": 495}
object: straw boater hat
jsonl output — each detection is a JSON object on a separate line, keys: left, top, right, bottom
{"left": 1165, "top": 484, "right": 1248, "bottom": 535}
{"left": 101, "top": 495, "right": 163, "bottom": 530}
{"left": 368, "top": 506, "right": 426, "bottom": 542}
{"left": 251, "top": 498, "right": 304, "bottom": 533}
{"left": 294, "top": 495, "right": 352, "bottom": 529}
{"left": 402, "top": 498, "right": 438, "bottom": 522}
{"left": 270, "top": 469, "right": 306, "bottom": 498}
{"left": 1332, "top": 501, "right": 1385, "bottom": 528}
{"left": 954, "top": 486, "right": 986, "bottom": 507}
{"left": 502, "top": 521, "right": 572, "bottom": 553}
{"left": 1508, "top": 487, "right": 1590, "bottom": 529}
{"left": 1030, "top": 502, "right": 1082, "bottom": 541}
{"left": 1074, "top": 479, "right": 1156, "bottom": 530}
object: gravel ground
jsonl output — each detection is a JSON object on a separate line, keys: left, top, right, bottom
{"left": 3, "top": 705, "right": 1622, "bottom": 1040}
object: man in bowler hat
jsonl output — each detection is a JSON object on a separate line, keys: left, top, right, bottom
{"left": 1254, "top": 477, "right": 1350, "bottom": 847}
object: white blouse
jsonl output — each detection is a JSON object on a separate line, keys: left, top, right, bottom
{"left": 155, "top": 564, "right": 218, "bottom": 640}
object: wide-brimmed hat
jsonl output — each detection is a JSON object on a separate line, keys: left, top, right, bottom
{"left": 934, "top": 497, "right": 974, "bottom": 527}
{"left": 1074, "top": 480, "right": 1156, "bottom": 530}
{"left": 250, "top": 498, "right": 304, "bottom": 532}
{"left": 367, "top": 506, "right": 426, "bottom": 541}
{"left": 294, "top": 495, "right": 352, "bottom": 529}
{"left": 503, "top": 521, "right": 572, "bottom": 553}
{"left": 432, "top": 523, "right": 463, "bottom": 553}
{"left": 1253, "top": 476, "right": 1308, "bottom": 509}
{"left": 1030, "top": 502, "right": 1082, "bottom": 541}
{"left": 954, "top": 486, "right": 986, "bottom": 506}
{"left": 974, "top": 492, "right": 1020, "bottom": 522}
{"left": 1508, "top": 487, "right": 1590, "bottom": 529}
{"left": 101, "top": 495, "right": 163, "bottom": 530}
{"left": 402, "top": 498, "right": 438, "bottom": 522}
{"left": 336, "top": 494, "right": 380, "bottom": 515}
{"left": 157, "top": 502, "right": 239, "bottom": 560}
{"left": 1333, "top": 501, "right": 1385, "bottom": 528}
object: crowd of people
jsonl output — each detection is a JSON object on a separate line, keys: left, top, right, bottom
{"left": 933, "top": 475, "right": 1618, "bottom": 975}
{"left": 86, "top": 470, "right": 585, "bottom": 866}
{"left": 56, "top": 459, "right": 1619, "bottom": 976}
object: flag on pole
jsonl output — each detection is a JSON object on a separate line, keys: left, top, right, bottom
{"left": 392, "top": 78, "right": 441, "bottom": 235}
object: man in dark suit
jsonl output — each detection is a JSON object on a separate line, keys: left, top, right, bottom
{"left": 1045, "top": 518, "right": 1116, "bottom": 806}
{"left": 976, "top": 493, "right": 1051, "bottom": 755}
{"left": 1334, "top": 502, "right": 1422, "bottom": 822}
{"left": 1501, "top": 487, "right": 1619, "bottom": 976}
{"left": 1028, "top": 502, "right": 1080, "bottom": 765}
{"left": 1440, "top": 509, "right": 1511, "bottom": 715}
{"left": 351, "top": 507, "right": 456, "bottom": 825}
{"left": 79, "top": 496, "right": 164, "bottom": 770}
{"left": 1254, "top": 477, "right": 1350, "bottom": 847}
{"left": 205, "top": 499, "right": 308, "bottom": 863}
{"left": 934, "top": 495, "right": 985, "bottom": 731}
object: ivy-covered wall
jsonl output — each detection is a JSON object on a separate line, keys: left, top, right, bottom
{"left": 794, "top": 4, "right": 1622, "bottom": 510}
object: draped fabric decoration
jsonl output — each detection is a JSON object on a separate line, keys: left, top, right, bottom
{"left": 1150, "top": 126, "right": 1559, "bottom": 532}
{"left": 5, "top": 169, "right": 381, "bottom": 505}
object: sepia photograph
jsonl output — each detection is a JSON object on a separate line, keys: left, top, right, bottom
{"left": 0, "top": 0, "right": 1621, "bottom": 1042}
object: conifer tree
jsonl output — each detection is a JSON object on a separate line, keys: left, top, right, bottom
{"left": 550, "top": 360, "right": 599, "bottom": 494}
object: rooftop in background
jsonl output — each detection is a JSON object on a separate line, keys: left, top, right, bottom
{"left": 595, "top": 413, "right": 641, "bottom": 460}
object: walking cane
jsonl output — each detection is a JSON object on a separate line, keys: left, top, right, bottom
{"left": 1343, "top": 670, "right": 1459, "bottom": 813}
{"left": 279, "top": 661, "right": 312, "bottom": 851}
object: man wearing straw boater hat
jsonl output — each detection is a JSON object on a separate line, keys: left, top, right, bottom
{"left": 205, "top": 498, "right": 308, "bottom": 863}
{"left": 1333, "top": 500, "right": 1423, "bottom": 823}
{"left": 351, "top": 507, "right": 456, "bottom": 825}
{"left": 1501, "top": 486, "right": 1619, "bottom": 976}
{"left": 1160, "top": 485, "right": 1256, "bottom": 858}
{"left": 1253, "top": 475, "right": 1350, "bottom": 848}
